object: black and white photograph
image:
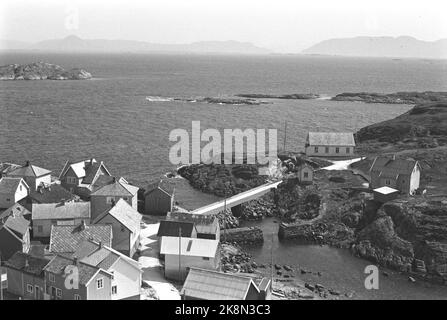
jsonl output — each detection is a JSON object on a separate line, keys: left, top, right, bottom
{"left": 0, "top": 0, "right": 447, "bottom": 306}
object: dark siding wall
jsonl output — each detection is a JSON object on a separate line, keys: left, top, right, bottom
{"left": 0, "top": 229, "right": 22, "bottom": 260}
{"left": 144, "top": 190, "right": 173, "bottom": 215}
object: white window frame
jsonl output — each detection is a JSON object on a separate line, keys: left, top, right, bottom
{"left": 97, "top": 278, "right": 104, "bottom": 290}
{"left": 49, "top": 273, "right": 55, "bottom": 283}
{"left": 335, "top": 147, "right": 340, "bottom": 154}
{"left": 346, "top": 147, "right": 350, "bottom": 154}
{"left": 27, "top": 284, "right": 33, "bottom": 293}
{"left": 112, "top": 285, "right": 117, "bottom": 295}
{"left": 314, "top": 146, "right": 318, "bottom": 153}
{"left": 106, "top": 197, "right": 115, "bottom": 204}
{"left": 56, "top": 288, "right": 62, "bottom": 298}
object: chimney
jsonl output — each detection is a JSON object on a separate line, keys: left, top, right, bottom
{"left": 25, "top": 160, "right": 30, "bottom": 167}
{"left": 79, "top": 220, "right": 87, "bottom": 231}
{"left": 112, "top": 177, "right": 116, "bottom": 183}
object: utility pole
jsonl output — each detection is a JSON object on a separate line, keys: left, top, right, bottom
{"left": 223, "top": 195, "right": 227, "bottom": 242}
{"left": 178, "top": 227, "right": 182, "bottom": 283}
{"left": 270, "top": 233, "right": 274, "bottom": 288}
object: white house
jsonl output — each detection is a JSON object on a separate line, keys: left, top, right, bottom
{"left": 6, "top": 161, "right": 52, "bottom": 191}
{"left": 73, "top": 240, "right": 142, "bottom": 300}
{"left": 369, "top": 156, "right": 421, "bottom": 195}
{"left": 160, "top": 236, "right": 220, "bottom": 282}
{"left": 0, "top": 177, "right": 29, "bottom": 209}
{"left": 305, "top": 132, "right": 356, "bottom": 157}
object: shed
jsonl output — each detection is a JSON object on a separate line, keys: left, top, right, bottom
{"left": 373, "top": 186, "right": 399, "bottom": 203}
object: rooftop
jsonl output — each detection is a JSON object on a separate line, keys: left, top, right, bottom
{"left": 49, "top": 223, "right": 112, "bottom": 254}
{"left": 373, "top": 186, "right": 400, "bottom": 195}
{"left": 0, "top": 177, "right": 27, "bottom": 195}
{"left": 307, "top": 132, "right": 356, "bottom": 146}
{"left": 91, "top": 177, "right": 139, "bottom": 197}
{"left": 160, "top": 236, "right": 218, "bottom": 257}
{"left": 7, "top": 162, "right": 51, "bottom": 178}
{"left": 157, "top": 220, "right": 194, "bottom": 237}
{"left": 4, "top": 252, "right": 50, "bottom": 276}
{"left": 93, "top": 198, "right": 141, "bottom": 234}
{"left": 32, "top": 201, "right": 90, "bottom": 220}
{"left": 370, "top": 156, "right": 418, "bottom": 177}
{"left": 30, "top": 184, "right": 79, "bottom": 204}
{"left": 145, "top": 179, "right": 175, "bottom": 196}
{"left": 181, "top": 267, "right": 259, "bottom": 300}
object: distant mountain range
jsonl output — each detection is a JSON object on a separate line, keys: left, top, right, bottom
{"left": 302, "top": 36, "right": 447, "bottom": 59}
{"left": 0, "top": 35, "right": 271, "bottom": 55}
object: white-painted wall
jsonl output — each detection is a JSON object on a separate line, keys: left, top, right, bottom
{"left": 110, "top": 258, "right": 141, "bottom": 300}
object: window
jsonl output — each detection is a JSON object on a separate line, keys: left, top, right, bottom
{"left": 27, "top": 284, "right": 33, "bottom": 293}
{"left": 97, "top": 278, "right": 104, "bottom": 289}
{"left": 123, "top": 197, "right": 128, "bottom": 201}
{"left": 37, "top": 225, "right": 43, "bottom": 233}
{"left": 385, "top": 179, "right": 391, "bottom": 185}
{"left": 49, "top": 273, "right": 55, "bottom": 283}
{"left": 74, "top": 294, "right": 81, "bottom": 300}
{"left": 314, "top": 146, "right": 319, "bottom": 153}
{"left": 56, "top": 288, "right": 62, "bottom": 298}
{"left": 325, "top": 147, "right": 329, "bottom": 153}
{"left": 304, "top": 172, "right": 309, "bottom": 178}
{"left": 346, "top": 147, "right": 350, "bottom": 154}
{"left": 202, "top": 257, "right": 210, "bottom": 261}
{"left": 106, "top": 197, "right": 115, "bottom": 204}
{"left": 20, "top": 185, "right": 22, "bottom": 191}
{"left": 112, "top": 286, "right": 117, "bottom": 295}
{"left": 67, "top": 177, "right": 77, "bottom": 184}
{"left": 6, "top": 198, "right": 10, "bottom": 202}
{"left": 335, "top": 147, "right": 340, "bottom": 154}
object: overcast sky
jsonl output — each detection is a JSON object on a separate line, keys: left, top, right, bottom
{"left": 1, "top": 0, "right": 446, "bottom": 52}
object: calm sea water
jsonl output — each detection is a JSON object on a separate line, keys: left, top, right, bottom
{"left": 1, "top": 52, "right": 446, "bottom": 299}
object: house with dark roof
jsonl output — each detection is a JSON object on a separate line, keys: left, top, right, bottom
{"left": 49, "top": 222, "right": 113, "bottom": 256}
{"left": 92, "top": 199, "right": 142, "bottom": 257}
{"left": 369, "top": 156, "right": 421, "bottom": 195}
{"left": 32, "top": 201, "right": 91, "bottom": 238}
{"left": 30, "top": 184, "right": 80, "bottom": 204}
{"left": 0, "top": 204, "right": 31, "bottom": 260}
{"left": 0, "top": 162, "right": 21, "bottom": 178}
{"left": 181, "top": 268, "right": 263, "bottom": 300}
{"left": 0, "top": 177, "right": 29, "bottom": 209}
{"left": 144, "top": 180, "right": 175, "bottom": 215}
{"left": 167, "top": 211, "right": 220, "bottom": 240}
{"left": 90, "top": 177, "right": 139, "bottom": 220}
{"left": 72, "top": 240, "right": 142, "bottom": 300}
{"left": 6, "top": 161, "right": 52, "bottom": 191}
{"left": 4, "top": 252, "right": 50, "bottom": 300}
{"left": 160, "top": 236, "right": 219, "bottom": 282}
{"left": 305, "top": 132, "right": 356, "bottom": 157}
{"left": 44, "top": 254, "right": 113, "bottom": 300}
{"left": 59, "top": 158, "right": 112, "bottom": 200}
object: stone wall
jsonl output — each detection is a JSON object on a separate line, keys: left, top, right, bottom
{"left": 221, "top": 227, "right": 263, "bottom": 245}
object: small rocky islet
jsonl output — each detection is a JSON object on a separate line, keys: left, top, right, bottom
{"left": 0, "top": 61, "right": 92, "bottom": 80}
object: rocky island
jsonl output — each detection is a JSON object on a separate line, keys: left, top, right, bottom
{"left": 236, "top": 93, "right": 321, "bottom": 100}
{"left": 332, "top": 91, "right": 447, "bottom": 104}
{"left": 0, "top": 61, "right": 92, "bottom": 80}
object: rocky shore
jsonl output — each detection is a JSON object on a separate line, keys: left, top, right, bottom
{"left": 0, "top": 62, "right": 92, "bottom": 80}
{"left": 332, "top": 91, "right": 447, "bottom": 104}
{"left": 236, "top": 93, "right": 320, "bottom": 100}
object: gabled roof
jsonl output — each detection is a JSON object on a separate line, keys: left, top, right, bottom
{"left": 32, "top": 201, "right": 90, "bottom": 220}
{"left": 8, "top": 162, "right": 51, "bottom": 178}
{"left": 44, "top": 255, "right": 112, "bottom": 285}
{"left": 307, "top": 132, "right": 356, "bottom": 146}
{"left": 0, "top": 177, "right": 28, "bottom": 195}
{"left": 160, "top": 236, "right": 218, "bottom": 257}
{"left": 181, "top": 267, "right": 259, "bottom": 300}
{"left": 49, "top": 223, "right": 112, "bottom": 254}
{"left": 0, "top": 203, "right": 30, "bottom": 220}
{"left": 91, "top": 177, "right": 139, "bottom": 197}
{"left": 370, "top": 156, "right": 419, "bottom": 177}
{"left": 74, "top": 240, "right": 141, "bottom": 271}
{"left": 0, "top": 162, "right": 21, "bottom": 175}
{"left": 145, "top": 180, "right": 174, "bottom": 197}
{"left": 157, "top": 220, "right": 194, "bottom": 237}
{"left": 30, "top": 184, "right": 79, "bottom": 204}
{"left": 168, "top": 211, "right": 219, "bottom": 235}
{"left": 59, "top": 158, "right": 111, "bottom": 185}
{"left": 0, "top": 212, "right": 30, "bottom": 236}
{"left": 93, "top": 198, "right": 141, "bottom": 234}
{"left": 4, "top": 252, "right": 50, "bottom": 276}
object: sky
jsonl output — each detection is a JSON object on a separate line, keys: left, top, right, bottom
{"left": 1, "top": 0, "right": 446, "bottom": 52}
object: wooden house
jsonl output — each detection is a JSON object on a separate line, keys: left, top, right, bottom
{"left": 144, "top": 180, "right": 174, "bottom": 215}
{"left": 0, "top": 177, "right": 29, "bottom": 209}
{"left": 6, "top": 161, "right": 52, "bottom": 191}
{"left": 305, "top": 132, "right": 356, "bottom": 157}
{"left": 0, "top": 203, "right": 31, "bottom": 260}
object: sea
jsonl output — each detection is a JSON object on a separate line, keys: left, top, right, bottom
{"left": 1, "top": 52, "right": 447, "bottom": 299}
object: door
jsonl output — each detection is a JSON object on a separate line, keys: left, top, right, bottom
{"left": 35, "top": 286, "right": 40, "bottom": 300}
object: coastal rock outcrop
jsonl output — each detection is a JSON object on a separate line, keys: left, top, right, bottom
{"left": 236, "top": 93, "right": 320, "bottom": 100}
{"left": 332, "top": 91, "right": 447, "bottom": 104}
{"left": 0, "top": 62, "right": 92, "bottom": 80}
